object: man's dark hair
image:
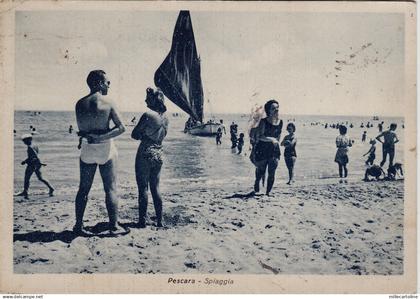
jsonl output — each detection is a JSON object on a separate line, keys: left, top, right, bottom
{"left": 264, "top": 99, "right": 279, "bottom": 116}
{"left": 87, "top": 70, "right": 106, "bottom": 90}
{"left": 390, "top": 123, "right": 397, "bottom": 130}
{"left": 339, "top": 125, "right": 347, "bottom": 135}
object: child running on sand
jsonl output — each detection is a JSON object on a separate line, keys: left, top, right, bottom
{"left": 363, "top": 139, "right": 376, "bottom": 165}
{"left": 334, "top": 125, "right": 352, "bottom": 182}
{"left": 281, "top": 122, "right": 297, "bottom": 184}
{"left": 237, "top": 133, "right": 244, "bottom": 154}
{"left": 16, "top": 134, "right": 54, "bottom": 199}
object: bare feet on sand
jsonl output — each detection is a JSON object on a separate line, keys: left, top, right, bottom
{"left": 16, "top": 191, "right": 28, "bottom": 199}
{"left": 72, "top": 225, "right": 94, "bottom": 237}
{"left": 109, "top": 224, "right": 130, "bottom": 236}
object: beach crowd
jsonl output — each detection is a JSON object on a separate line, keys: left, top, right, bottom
{"left": 14, "top": 70, "right": 403, "bottom": 237}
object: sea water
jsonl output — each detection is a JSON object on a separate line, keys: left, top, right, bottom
{"left": 13, "top": 111, "right": 404, "bottom": 194}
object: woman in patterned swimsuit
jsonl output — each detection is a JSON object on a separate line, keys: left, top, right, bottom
{"left": 132, "top": 88, "right": 169, "bottom": 228}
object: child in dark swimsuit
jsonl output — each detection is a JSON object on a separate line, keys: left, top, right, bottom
{"left": 237, "top": 133, "right": 244, "bottom": 154}
{"left": 363, "top": 139, "right": 376, "bottom": 165}
{"left": 281, "top": 123, "right": 297, "bottom": 184}
{"left": 362, "top": 131, "right": 367, "bottom": 143}
{"left": 16, "top": 134, "right": 54, "bottom": 199}
{"left": 216, "top": 128, "right": 222, "bottom": 145}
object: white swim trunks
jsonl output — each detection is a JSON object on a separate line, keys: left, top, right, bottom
{"left": 80, "top": 139, "right": 118, "bottom": 165}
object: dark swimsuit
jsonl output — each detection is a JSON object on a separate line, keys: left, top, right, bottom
{"left": 254, "top": 118, "right": 283, "bottom": 162}
{"left": 26, "top": 146, "right": 42, "bottom": 169}
{"left": 284, "top": 136, "right": 297, "bottom": 158}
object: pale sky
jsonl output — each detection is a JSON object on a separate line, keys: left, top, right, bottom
{"left": 15, "top": 10, "right": 405, "bottom": 116}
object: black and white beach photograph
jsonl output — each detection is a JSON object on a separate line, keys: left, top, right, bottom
{"left": 1, "top": 1, "right": 416, "bottom": 294}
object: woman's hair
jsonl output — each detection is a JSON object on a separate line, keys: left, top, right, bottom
{"left": 146, "top": 87, "right": 167, "bottom": 113}
{"left": 264, "top": 99, "right": 279, "bottom": 116}
{"left": 287, "top": 122, "right": 296, "bottom": 132}
{"left": 339, "top": 125, "right": 347, "bottom": 135}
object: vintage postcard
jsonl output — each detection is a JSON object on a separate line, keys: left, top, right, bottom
{"left": 0, "top": 0, "right": 416, "bottom": 294}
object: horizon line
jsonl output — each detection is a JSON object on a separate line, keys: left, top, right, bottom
{"left": 13, "top": 108, "right": 405, "bottom": 118}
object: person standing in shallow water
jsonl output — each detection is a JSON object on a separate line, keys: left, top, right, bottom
{"left": 237, "top": 133, "right": 244, "bottom": 154}
{"left": 215, "top": 127, "right": 222, "bottom": 145}
{"left": 131, "top": 88, "right": 169, "bottom": 228}
{"left": 230, "top": 122, "right": 238, "bottom": 149}
{"left": 362, "top": 131, "right": 367, "bottom": 143}
{"left": 253, "top": 99, "right": 283, "bottom": 196}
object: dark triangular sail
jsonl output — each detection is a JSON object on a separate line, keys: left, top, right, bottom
{"left": 154, "top": 11, "right": 204, "bottom": 123}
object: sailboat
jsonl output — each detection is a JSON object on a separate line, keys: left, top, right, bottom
{"left": 154, "top": 10, "right": 222, "bottom": 136}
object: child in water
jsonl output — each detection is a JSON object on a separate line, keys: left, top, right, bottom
{"left": 362, "top": 131, "right": 367, "bottom": 143}
{"left": 363, "top": 139, "right": 376, "bottom": 165}
{"left": 334, "top": 125, "right": 352, "bottom": 182}
{"left": 216, "top": 127, "right": 222, "bottom": 145}
{"left": 281, "top": 123, "right": 297, "bottom": 184}
{"left": 16, "top": 134, "right": 54, "bottom": 199}
{"left": 237, "top": 133, "right": 244, "bottom": 154}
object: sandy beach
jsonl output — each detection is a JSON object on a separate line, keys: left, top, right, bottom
{"left": 12, "top": 111, "right": 405, "bottom": 275}
{"left": 4, "top": 6, "right": 416, "bottom": 293}
{"left": 13, "top": 177, "right": 403, "bottom": 274}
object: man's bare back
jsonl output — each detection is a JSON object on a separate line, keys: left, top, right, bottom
{"left": 73, "top": 70, "right": 127, "bottom": 236}
{"left": 76, "top": 94, "right": 113, "bottom": 132}
{"left": 376, "top": 129, "right": 398, "bottom": 147}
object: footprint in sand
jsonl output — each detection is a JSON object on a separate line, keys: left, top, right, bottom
{"left": 30, "top": 258, "right": 50, "bottom": 264}
{"left": 311, "top": 240, "right": 321, "bottom": 249}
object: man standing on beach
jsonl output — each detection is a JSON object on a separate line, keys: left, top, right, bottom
{"left": 376, "top": 123, "right": 399, "bottom": 168}
{"left": 73, "top": 70, "right": 126, "bottom": 236}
